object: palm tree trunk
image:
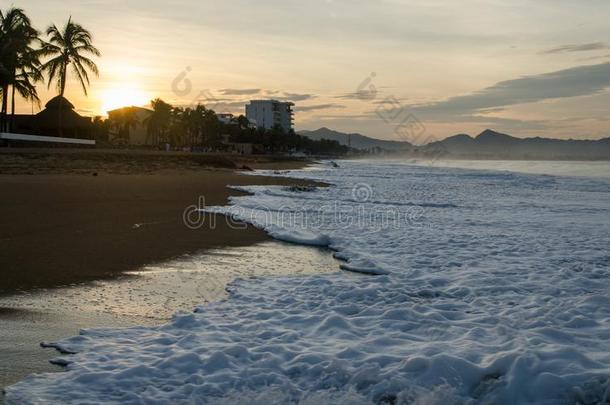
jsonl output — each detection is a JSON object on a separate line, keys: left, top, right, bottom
{"left": 58, "top": 70, "right": 66, "bottom": 137}
{"left": 0, "top": 85, "right": 8, "bottom": 132}
{"left": 10, "top": 85, "right": 16, "bottom": 133}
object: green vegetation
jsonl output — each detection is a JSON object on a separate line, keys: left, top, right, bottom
{"left": 225, "top": 121, "right": 349, "bottom": 155}
{"left": 1, "top": 7, "right": 345, "bottom": 155}
{"left": 102, "top": 99, "right": 349, "bottom": 156}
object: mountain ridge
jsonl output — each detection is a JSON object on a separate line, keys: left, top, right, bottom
{"left": 299, "top": 127, "right": 610, "bottom": 160}
{"left": 424, "top": 129, "right": 610, "bottom": 160}
{"left": 298, "top": 127, "right": 411, "bottom": 151}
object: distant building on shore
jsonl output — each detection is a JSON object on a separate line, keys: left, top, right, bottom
{"left": 216, "top": 113, "right": 236, "bottom": 125}
{"left": 107, "top": 106, "right": 152, "bottom": 145}
{"left": 245, "top": 100, "right": 294, "bottom": 132}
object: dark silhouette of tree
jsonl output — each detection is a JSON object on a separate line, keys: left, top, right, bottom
{"left": 168, "top": 106, "right": 185, "bottom": 147}
{"left": 40, "top": 17, "right": 100, "bottom": 97}
{"left": 40, "top": 17, "right": 100, "bottom": 135}
{"left": 125, "top": 97, "right": 348, "bottom": 155}
{"left": 10, "top": 48, "right": 43, "bottom": 129}
{"left": 145, "top": 98, "right": 172, "bottom": 145}
{"left": 92, "top": 115, "right": 110, "bottom": 144}
{"left": 183, "top": 105, "right": 205, "bottom": 147}
{"left": 201, "top": 108, "right": 220, "bottom": 147}
{"left": 0, "top": 7, "right": 40, "bottom": 131}
{"left": 108, "top": 107, "right": 138, "bottom": 145}
{"left": 236, "top": 114, "right": 250, "bottom": 130}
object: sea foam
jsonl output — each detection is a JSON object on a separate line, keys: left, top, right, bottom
{"left": 5, "top": 160, "right": 610, "bottom": 404}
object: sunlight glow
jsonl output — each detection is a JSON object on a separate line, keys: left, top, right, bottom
{"left": 100, "top": 85, "right": 150, "bottom": 114}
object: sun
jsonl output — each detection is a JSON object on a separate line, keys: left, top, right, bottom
{"left": 100, "top": 85, "right": 150, "bottom": 114}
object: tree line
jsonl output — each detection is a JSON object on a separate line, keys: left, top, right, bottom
{"left": 2, "top": 7, "right": 347, "bottom": 155}
{"left": 0, "top": 7, "right": 100, "bottom": 132}
{"left": 102, "top": 99, "right": 350, "bottom": 155}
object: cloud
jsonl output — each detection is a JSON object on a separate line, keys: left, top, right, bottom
{"left": 335, "top": 91, "right": 392, "bottom": 101}
{"left": 187, "top": 91, "right": 317, "bottom": 112}
{"left": 447, "top": 115, "right": 549, "bottom": 131}
{"left": 219, "top": 88, "right": 261, "bottom": 95}
{"left": 578, "top": 54, "right": 610, "bottom": 62}
{"left": 363, "top": 107, "right": 547, "bottom": 133}
{"left": 278, "top": 92, "right": 315, "bottom": 102}
{"left": 296, "top": 103, "right": 345, "bottom": 112}
{"left": 408, "top": 61, "right": 610, "bottom": 120}
{"left": 177, "top": 97, "right": 248, "bottom": 111}
{"left": 355, "top": 62, "right": 610, "bottom": 135}
{"left": 335, "top": 92, "right": 368, "bottom": 100}
{"left": 541, "top": 42, "right": 610, "bottom": 54}
{"left": 313, "top": 113, "right": 380, "bottom": 120}
{"left": 335, "top": 86, "right": 398, "bottom": 101}
{"left": 215, "top": 100, "right": 249, "bottom": 108}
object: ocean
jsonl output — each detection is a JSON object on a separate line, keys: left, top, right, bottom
{"left": 5, "top": 159, "right": 610, "bottom": 404}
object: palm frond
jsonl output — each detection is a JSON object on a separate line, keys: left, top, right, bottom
{"left": 0, "top": 6, "right": 40, "bottom": 112}
{"left": 42, "top": 57, "right": 61, "bottom": 89}
{"left": 71, "top": 62, "right": 88, "bottom": 95}
{"left": 41, "top": 17, "right": 100, "bottom": 96}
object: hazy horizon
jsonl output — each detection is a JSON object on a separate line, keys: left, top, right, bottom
{"left": 10, "top": 0, "right": 610, "bottom": 141}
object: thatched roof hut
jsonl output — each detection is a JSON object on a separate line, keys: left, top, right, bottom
{"left": 14, "top": 96, "right": 93, "bottom": 139}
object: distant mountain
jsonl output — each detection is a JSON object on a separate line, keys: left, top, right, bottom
{"left": 420, "top": 129, "right": 610, "bottom": 160}
{"left": 300, "top": 127, "right": 610, "bottom": 159}
{"left": 298, "top": 127, "right": 411, "bottom": 151}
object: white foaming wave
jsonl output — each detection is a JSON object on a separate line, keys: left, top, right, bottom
{"left": 5, "top": 161, "right": 610, "bottom": 404}
{"left": 7, "top": 273, "right": 610, "bottom": 403}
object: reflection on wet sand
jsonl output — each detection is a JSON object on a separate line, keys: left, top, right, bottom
{"left": 0, "top": 241, "right": 338, "bottom": 389}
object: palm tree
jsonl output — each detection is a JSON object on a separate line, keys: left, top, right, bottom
{"left": 168, "top": 106, "right": 186, "bottom": 147}
{"left": 145, "top": 98, "right": 172, "bottom": 145}
{"left": 10, "top": 49, "right": 43, "bottom": 129}
{"left": 201, "top": 108, "right": 220, "bottom": 147}
{"left": 0, "top": 7, "right": 39, "bottom": 131}
{"left": 40, "top": 17, "right": 100, "bottom": 135}
{"left": 183, "top": 104, "right": 207, "bottom": 147}
{"left": 91, "top": 115, "right": 109, "bottom": 143}
{"left": 236, "top": 114, "right": 250, "bottom": 130}
{"left": 108, "top": 107, "right": 138, "bottom": 144}
{"left": 41, "top": 17, "right": 100, "bottom": 97}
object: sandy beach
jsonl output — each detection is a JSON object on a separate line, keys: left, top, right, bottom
{"left": 3, "top": 1, "right": 610, "bottom": 401}
{"left": 0, "top": 149, "right": 333, "bottom": 391}
{"left": 0, "top": 149, "right": 317, "bottom": 292}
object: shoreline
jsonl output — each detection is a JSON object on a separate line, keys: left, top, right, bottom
{"left": 0, "top": 149, "right": 320, "bottom": 293}
{"left": 0, "top": 241, "right": 341, "bottom": 391}
{"left": 0, "top": 149, "right": 335, "bottom": 391}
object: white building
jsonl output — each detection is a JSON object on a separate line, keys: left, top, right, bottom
{"left": 245, "top": 100, "right": 294, "bottom": 132}
{"left": 107, "top": 106, "right": 153, "bottom": 145}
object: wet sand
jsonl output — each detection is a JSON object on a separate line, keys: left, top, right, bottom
{"left": 0, "top": 149, "right": 317, "bottom": 291}
{"left": 0, "top": 149, "right": 334, "bottom": 393}
{"left": 0, "top": 242, "right": 340, "bottom": 389}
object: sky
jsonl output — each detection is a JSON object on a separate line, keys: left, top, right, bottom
{"left": 9, "top": 0, "right": 610, "bottom": 141}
